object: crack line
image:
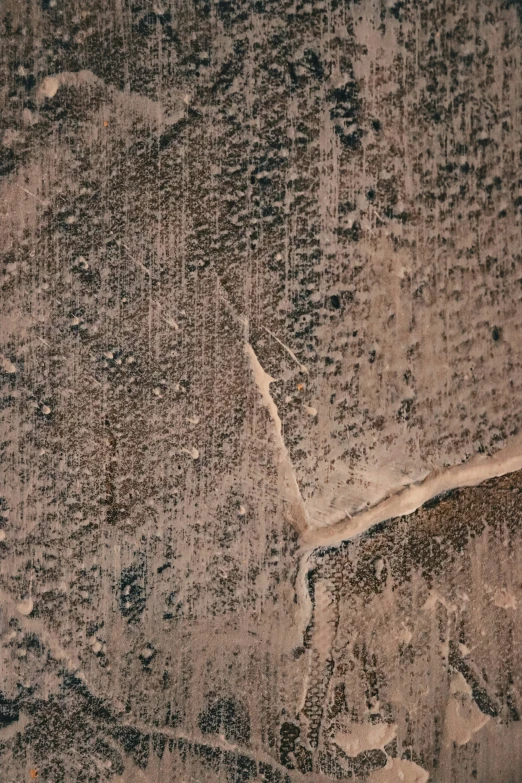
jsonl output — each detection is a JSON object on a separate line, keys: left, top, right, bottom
{"left": 245, "top": 343, "right": 308, "bottom": 534}
{"left": 301, "top": 434, "right": 522, "bottom": 549}
{"left": 262, "top": 325, "right": 309, "bottom": 374}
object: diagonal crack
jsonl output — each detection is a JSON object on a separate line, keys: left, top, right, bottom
{"left": 302, "top": 433, "right": 522, "bottom": 549}
{"left": 245, "top": 342, "right": 308, "bottom": 535}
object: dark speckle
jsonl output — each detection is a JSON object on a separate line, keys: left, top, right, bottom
{"left": 279, "top": 721, "right": 300, "bottom": 768}
{"left": 198, "top": 697, "right": 251, "bottom": 744}
{"left": 330, "top": 294, "right": 341, "bottom": 309}
{"left": 0, "top": 691, "right": 19, "bottom": 728}
{"left": 492, "top": 326, "right": 501, "bottom": 342}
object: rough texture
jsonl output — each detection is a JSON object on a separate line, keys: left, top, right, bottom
{"left": 1, "top": 1, "right": 521, "bottom": 782}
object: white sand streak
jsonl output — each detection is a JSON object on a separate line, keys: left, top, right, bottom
{"left": 245, "top": 343, "right": 308, "bottom": 534}
{"left": 302, "top": 434, "right": 522, "bottom": 549}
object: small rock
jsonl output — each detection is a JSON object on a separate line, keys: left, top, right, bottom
{"left": 38, "top": 75, "right": 60, "bottom": 99}
{"left": 17, "top": 598, "right": 34, "bottom": 616}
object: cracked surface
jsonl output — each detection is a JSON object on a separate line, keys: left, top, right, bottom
{"left": 1, "top": 1, "right": 522, "bottom": 781}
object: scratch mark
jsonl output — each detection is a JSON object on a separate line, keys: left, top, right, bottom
{"left": 14, "top": 184, "right": 47, "bottom": 206}
{"left": 216, "top": 278, "right": 248, "bottom": 332}
{"left": 154, "top": 300, "right": 180, "bottom": 331}
{"left": 372, "top": 207, "right": 387, "bottom": 223}
{"left": 118, "top": 242, "right": 181, "bottom": 330}
{"left": 118, "top": 241, "right": 152, "bottom": 277}
{"left": 263, "top": 325, "right": 308, "bottom": 374}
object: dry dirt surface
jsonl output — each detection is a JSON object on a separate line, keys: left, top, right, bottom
{"left": 1, "top": 1, "right": 522, "bottom": 782}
